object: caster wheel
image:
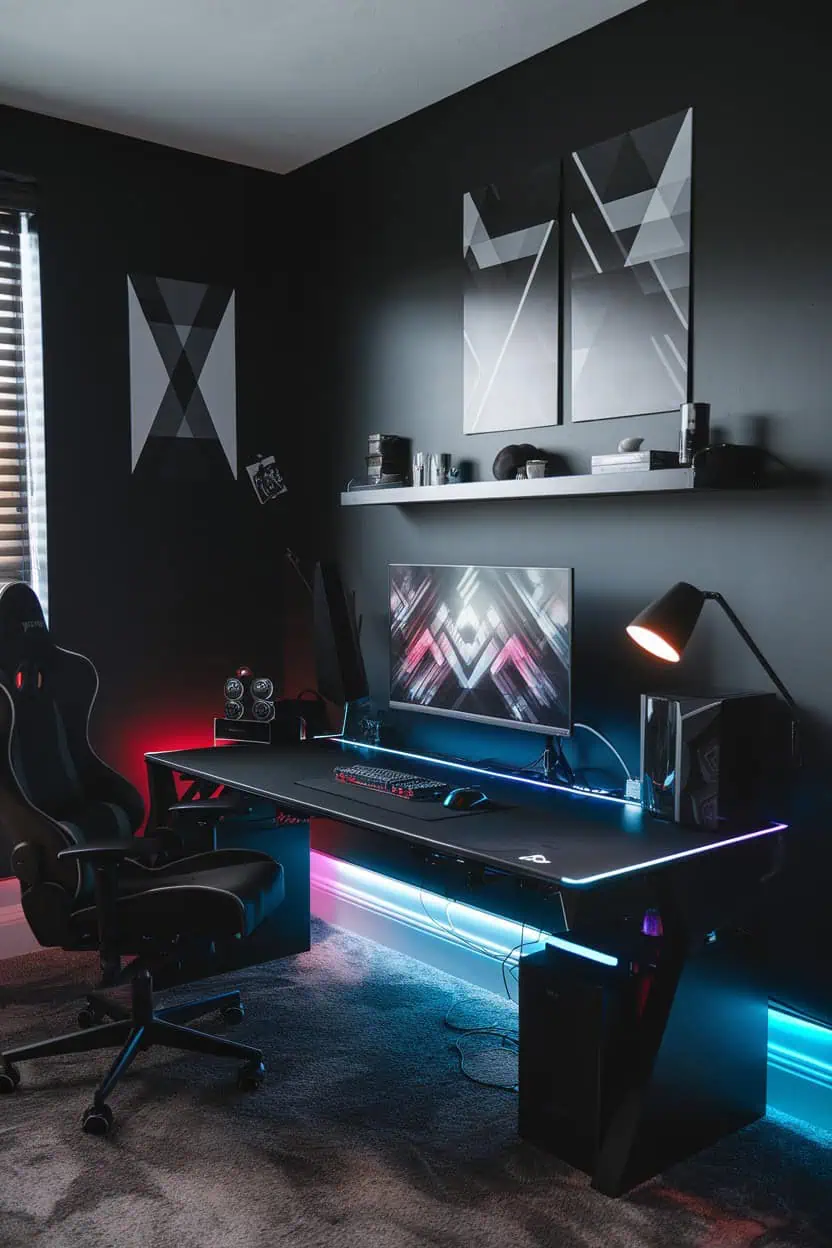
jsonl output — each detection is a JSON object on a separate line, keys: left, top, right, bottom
{"left": 81, "top": 1103, "right": 113, "bottom": 1136}
{"left": 0, "top": 1063, "right": 20, "bottom": 1094}
{"left": 237, "top": 1059, "right": 266, "bottom": 1091}
{"left": 77, "top": 1006, "right": 100, "bottom": 1029}
{"left": 221, "top": 1004, "right": 245, "bottom": 1025}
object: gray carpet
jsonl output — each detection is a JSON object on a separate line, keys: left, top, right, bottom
{"left": 1, "top": 920, "right": 830, "bottom": 1248}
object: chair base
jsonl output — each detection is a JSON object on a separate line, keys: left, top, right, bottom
{"left": 0, "top": 969, "right": 264, "bottom": 1133}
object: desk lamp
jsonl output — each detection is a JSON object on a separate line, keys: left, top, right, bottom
{"left": 626, "top": 581, "right": 799, "bottom": 760}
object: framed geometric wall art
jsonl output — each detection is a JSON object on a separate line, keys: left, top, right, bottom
{"left": 567, "top": 108, "right": 693, "bottom": 423}
{"left": 463, "top": 163, "right": 560, "bottom": 435}
{"left": 127, "top": 274, "right": 237, "bottom": 474}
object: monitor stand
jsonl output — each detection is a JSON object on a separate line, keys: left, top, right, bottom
{"left": 540, "top": 736, "right": 574, "bottom": 787}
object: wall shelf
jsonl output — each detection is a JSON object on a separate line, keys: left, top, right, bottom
{"left": 340, "top": 467, "right": 695, "bottom": 506}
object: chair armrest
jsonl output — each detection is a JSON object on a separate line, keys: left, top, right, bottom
{"left": 168, "top": 797, "right": 244, "bottom": 818}
{"left": 57, "top": 837, "right": 166, "bottom": 862}
{"left": 57, "top": 838, "right": 164, "bottom": 958}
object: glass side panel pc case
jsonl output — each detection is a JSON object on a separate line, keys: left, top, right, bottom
{"left": 389, "top": 564, "right": 572, "bottom": 737}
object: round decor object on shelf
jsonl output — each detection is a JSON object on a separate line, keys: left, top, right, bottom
{"left": 492, "top": 444, "right": 540, "bottom": 481}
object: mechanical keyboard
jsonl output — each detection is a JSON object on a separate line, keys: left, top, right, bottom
{"left": 333, "top": 763, "right": 449, "bottom": 801}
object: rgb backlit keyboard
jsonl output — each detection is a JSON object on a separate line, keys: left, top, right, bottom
{"left": 333, "top": 763, "right": 448, "bottom": 801}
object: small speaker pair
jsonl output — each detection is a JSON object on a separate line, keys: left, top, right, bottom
{"left": 223, "top": 668, "right": 276, "bottom": 723}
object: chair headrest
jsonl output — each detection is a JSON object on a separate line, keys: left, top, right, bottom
{"left": 0, "top": 582, "right": 52, "bottom": 677}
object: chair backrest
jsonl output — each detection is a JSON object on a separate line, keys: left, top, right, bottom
{"left": 0, "top": 583, "right": 145, "bottom": 937}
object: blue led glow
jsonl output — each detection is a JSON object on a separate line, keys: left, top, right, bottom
{"left": 771, "top": 1009, "right": 832, "bottom": 1042}
{"left": 769, "top": 1044, "right": 832, "bottom": 1083}
{"left": 336, "top": 737, "right": 636, "bottom": 807}
{"left": 547, "top": 936, "right": 618, "bottom": 967}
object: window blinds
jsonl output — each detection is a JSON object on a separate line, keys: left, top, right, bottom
{"left": 0, "top": 198, "right": 47, "bottom": 613}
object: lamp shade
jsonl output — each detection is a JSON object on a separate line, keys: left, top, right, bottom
{"left": 626, "top": 581, "right": 707, "bottom": 663}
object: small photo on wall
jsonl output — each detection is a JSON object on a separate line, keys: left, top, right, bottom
{"left": 463, "top": 163, "right": 560, "bottom": 435}
{"left": 246, "top": 454, "right": 287, "bottom": 504}
{"left": 567, "top": 107, "right": 693, "bottom": 423}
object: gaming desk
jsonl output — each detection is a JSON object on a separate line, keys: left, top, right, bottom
{"left": 145, "top": 737, "right": 786, "bottom": 1196}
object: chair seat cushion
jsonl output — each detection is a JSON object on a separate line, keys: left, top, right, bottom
{"left": 71, "top": 849, "right": 284, "bottom": 943}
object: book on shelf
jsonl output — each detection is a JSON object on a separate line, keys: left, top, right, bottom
{"left": 592, "top": 464, "right": 685, "bottom": 475}
{"left": 591, "top": 450, "right": 680, "bottom": 474}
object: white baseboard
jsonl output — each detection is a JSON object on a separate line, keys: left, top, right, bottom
{"left": 310, "top": 855, "right": 514, "bottom": 998}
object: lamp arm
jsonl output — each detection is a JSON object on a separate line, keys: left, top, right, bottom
{"left": 706, "top": 592, "right": 798, "bottom": 712}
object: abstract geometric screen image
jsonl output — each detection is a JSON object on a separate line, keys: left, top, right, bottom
{"left": 463, "top": 164, "right": 560, "bottom": 434}
{"left": 127, "top": 274, "right": 237, "bottom": 474}
{"left": 568, "top": 108, "right": 693, "bottom": 422}
{"left": 390, "top": 565, "right": 572, "bottom": 736}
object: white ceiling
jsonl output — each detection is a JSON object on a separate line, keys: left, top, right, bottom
{"left": 0, "top": 0, "right": 644, "bottom": 174}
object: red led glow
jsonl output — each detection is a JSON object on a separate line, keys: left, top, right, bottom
{"left": 102, "top": 705, "right": 216, "bottom": 826}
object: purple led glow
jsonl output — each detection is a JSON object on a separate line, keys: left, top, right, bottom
{"left": 642, "top": 908, "right": 663, "bottom": 937}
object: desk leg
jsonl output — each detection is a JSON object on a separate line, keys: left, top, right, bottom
{"left": 518, "top": 926, "right": 768, "bottom": 1197}
{"left": 146, "top": 760, "right": 178, "bottom": 834}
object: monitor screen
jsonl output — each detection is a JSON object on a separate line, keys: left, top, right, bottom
{"left": 389, "top": 564, "right": 572, "bottom": 736}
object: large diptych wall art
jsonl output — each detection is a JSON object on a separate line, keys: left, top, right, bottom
{"left": 568, "top": 108, "right": 693, "bottom": 423}
{"left": 127, "top": 274, "right": 237, "bottom": 474}
{"left": 463, "top": 164, "right": 560, "bottom": 435}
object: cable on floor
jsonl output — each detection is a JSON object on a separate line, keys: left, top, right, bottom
{"left": 417, "top": 898, "right": 543, "bottom": 1093}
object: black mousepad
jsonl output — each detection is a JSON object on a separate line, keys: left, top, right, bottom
{"left": 295, "top": 777, "right": 487, "bottom": 821}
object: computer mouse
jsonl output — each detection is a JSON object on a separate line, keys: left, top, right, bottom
{"left": 443, "top": 786, "right": 490, "bottom": 811}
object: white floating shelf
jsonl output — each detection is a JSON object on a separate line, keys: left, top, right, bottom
{"left": 341, "top": 467, "right": 695, "bottom": 506}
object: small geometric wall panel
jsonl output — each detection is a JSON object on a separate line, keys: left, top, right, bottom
{"left": 568, "top": 108, "right": 693, "bottom": 422}
{"left": 127, "top": 274, "right": 237, "bottom": 474}
{"left": 463, "top": 164, "right": 560, "bottom": 435}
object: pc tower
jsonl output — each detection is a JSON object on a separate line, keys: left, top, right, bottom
{"left": 640, "top": 691, "right": 785, "bottom": 830}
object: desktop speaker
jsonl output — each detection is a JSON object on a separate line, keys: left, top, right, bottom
{"left": 640, "top": 691, "right": 785, "bottom": 830}
{"left": 251, "top": 698, "right": 275, "bottom": 722}
{"left": 224, "top": 676, "right": 246, "bottom": 701}
{"left": 214, "top": 704, "right": 308, "bottom": 746}
{"left": 222, "top": 668, "right": 276, "bottom": 722}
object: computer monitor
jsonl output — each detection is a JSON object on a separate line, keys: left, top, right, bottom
{"left": 389, "top": 564, "right": 572, "bottom": 736}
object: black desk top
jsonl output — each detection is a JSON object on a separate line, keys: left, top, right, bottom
{"left": 145, "top": 739, "right": 786, "bottom": 890}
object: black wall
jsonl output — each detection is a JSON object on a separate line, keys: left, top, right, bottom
{"left": 0, "top": 106, "right": 319, "bottom": 835}
{"left": 291, "top": 0, "right": 832, "bottom": 1019}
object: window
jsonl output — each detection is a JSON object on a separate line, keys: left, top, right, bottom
{"left": 0, "top": 180, "right": 47, "bottom": 615}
